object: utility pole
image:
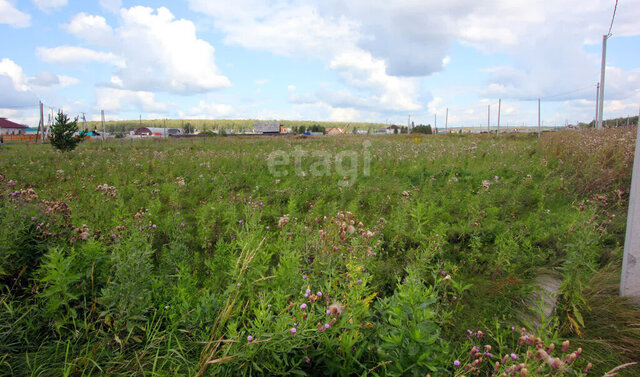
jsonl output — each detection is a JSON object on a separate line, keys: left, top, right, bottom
{"left": 434, "top": 113, "right": 437, "bottom": 134}
{"left": 538, "top": 98, "right": 541, "bottom": 138}
{"left": 620, "top": 106, "right": 640, "bottom": 297}
{"left": 487, "top": 104, "right": 491, "bottom": 133}
{"left": 597, "top": 35, "right": 609, "bottom": 129}
{"left": 101, "top": 110, "right": 106, "bottom": 145}
{"left": 497, "top": 99, "right": 501, "bottom": 133}
{"left": 37, "top": 101, "right": 44, "bottom": 143}
{"left": 595, "top": 83, "right": 600, "bottom": 127}
{"left": 445, "top": 108, "right": 448, "bottom": 132}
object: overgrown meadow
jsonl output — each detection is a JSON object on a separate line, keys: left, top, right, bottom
{"left": 1, "top": 129, "right": 638, "bottom": 376}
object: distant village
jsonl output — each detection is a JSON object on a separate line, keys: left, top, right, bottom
{"left": 4, "top": 116, "right": 632, "bottom": 143}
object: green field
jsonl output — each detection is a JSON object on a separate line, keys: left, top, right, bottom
{"left": 1, "top": 130, "right": 638, "bottom": 376}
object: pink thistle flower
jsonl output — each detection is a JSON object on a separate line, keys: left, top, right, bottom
{"left": 290, "top": 328, "right": 296, "bottom": 335}
{"left": 247, "top": 335, "right": 253, "bottom": 342}
{"left": 300, "top": 303, "right": 307, "bottom": 310}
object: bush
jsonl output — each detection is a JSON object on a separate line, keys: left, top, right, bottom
{"left": 50, "top": 110, "right": 83, "bottom": 152}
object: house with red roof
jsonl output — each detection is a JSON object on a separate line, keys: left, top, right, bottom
{"left": 0, "top": 118, "right": 28, "bottom": 135}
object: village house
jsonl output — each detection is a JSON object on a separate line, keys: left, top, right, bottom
{"left": 253, "top": 121, "right": 283, "bottom": 134}
{"left": 385, "top": 125, "right": 401, "bottom": 134}
{"left": 133, "top": 127, "right": 183, "bottom": 136}
{"left": 0, "top": 118, "right": 28, "bottom": 135}
{"left": 326, "top": 127, "right": 345, "bottom": 136}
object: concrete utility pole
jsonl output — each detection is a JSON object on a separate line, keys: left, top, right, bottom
{"left": 595, "top": 83, "right": 600, "bottom": 126}
{"left": 434, "top": 113, "right": 437, "bottom": 134}
{"left": 538, "top": 98, "right": 541, "bottom": 138}
{"left": 37, "top": 101, "right": 44, "bottom": 143}
{"left": 497, "top": 99, "right": 501, "bottom": 133}
{"left": 597, "top": 35, "right": 608, "bottom": 129}
{"left": 487, "top": 104, "right": 491, "bottom": 133}
{"left": 445, "top": 108, "right": 448, "bottom": 132}
{"left": 620, "top": 109, "right": 640, "bottom": 297}
{"left": 101, "top": 110, "right": 106, "bottom": 144}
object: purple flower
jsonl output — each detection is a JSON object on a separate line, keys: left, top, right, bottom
{"left": 454, "top": 360, "right": 461, "bottom": 368}
{"left": 290, "top": 328, "right": 297, "bottom": 334}
{"left": 302, "top": 275, "right": 307, "bottom": 280}
{"left": 316, "top": 292, "right": 322, "bottom": 297}
{"left": 300, "top": 303, "right": 307, "bottom": 310}
{"left": 326, "top": 310, "right": 331, "bottom": 315}
{"left": 237, "top": 283, "right": 241, "bottom": 287}
{"left": 266, "top": 226, "right": 270, "bottom": 230}
{"left": 247, "top": 335, "right": 253, "bottom": 342}
{"left": 324, "top": 323, "right": 330, "bottom": 329}
{"left": 152, "top": 224, "right": 156, "bottom": 228}
{"left": 510, "top": 353, "right": 517, "bottom": 360}
{"left": 306, "top": 289, "right": 311, "bottom": 295}
{"left": 304, "top": 293, "right": 309, "bottom": 298}
{"left": 357, "top": 279, "right": 363, "bottom": 284}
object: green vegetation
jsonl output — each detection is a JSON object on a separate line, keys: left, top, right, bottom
{"left": 0, "top": 129, "right": 638, "bottom": 376}
{"left": 87, "top": 118, "right": 388, "bottom": 134}
{"left": 49, "top": 111, "right": 83, "bottom": 152}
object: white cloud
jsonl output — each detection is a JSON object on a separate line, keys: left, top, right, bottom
{"left": 36, "top": 46, "right": 125, "bottom": 67}
{"left": 95, "top": 87, "right": 168, "bottom": 112}
{"left": 32, "top": 0, "right": 67, "bottom": 12}
{"left": 0, "top": 0, "right": 30, "bottom": 27}
{"left": 99, "top": 0, "right": 121, "bottom": 13}
{"left": 0, "top": 58, "right": 36, "bottom": 108}
{"left": 328, "top": 107, "right": 360, "bottom": 122}
{"left": 329, "top": 49, "right": 422, "bottom": 111}
{"left": 180, "top": 101, "right": 233, "bottom": 119}
{"left": 65, "top": 13, "right": 114, "bottom": 45}
{"left": 28, "top": 71, "right": 79, "bottom": 88}
{"left": 63, "top": 7, "right": 231, "bottom": 95}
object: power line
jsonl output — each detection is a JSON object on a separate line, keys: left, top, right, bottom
{"left": 608, "top": 0, "right": 619, "bottom": 36}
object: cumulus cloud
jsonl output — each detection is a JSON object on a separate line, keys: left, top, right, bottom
{"left": 0, "top": 0, "right": 30, "bottom": 27}
{"left": 180, "top": 101, "right": 233, "bottom": 119}
{"left": 188, "top": 0, "right": 640, "bottom": 118}
{"left": 32, "top": 0, "right": 67, "bottom": 12}
{"left": 65, "top": 13, "right": 115, "bottom": 45}
{"left": 0, "top": 58, "right": 37, "bottom": 108}
{"left": 28, "top": 71, "right": 79, "bottom": 88}
{"left": 60, "top": 7, "right": 231, "bottom": 95}
{"left": 36, "top": 46, "right": 125, "bottom": 67}
{"left": 95, "top": 87, "right": 168, "bottom": 112}
{"left": 99, "top": 0, "right": 121, "bottom": 13}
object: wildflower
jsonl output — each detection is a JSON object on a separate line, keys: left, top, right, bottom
{"left": 316, "top": 291, "right": 322, "bottom": 297}
{"left": 300, "top": 303, "right": 307, "bottom": 310}
{"left": 324, "top": 323, "right": 330, "bottom": 330}
{"left": 453, "top": 360, "right": 461, "bottom": 368}
{"left": 266, "top": 226, "right": 270, "bottom": 230}
{"left": 237, "top": 283, "right": 241, "bottom": 287}
{"left": 290, "top": 328, "right": 296, "bottom": 335}
{"left": 357, "top": 279, "right": 363, "bottom": 284}
{"left": 443, "top": 275, "right": 451, "bottom": 281}
{"left": 511, "top": 353, "right": 517, "bottom": 360}
{"left": 302, "top": 275, "right": 307, "bottom": 280}
{"left": 306, "top": 288, "right": 311, "bottom": 295}
{"left": 326, "top": 310, "right": 331, "bottom": 315}
{"left": 305, "top": 356, "right": 310, "bottom": 364}
{"left": 247, "top": 335, "right": 253, "bottom": 342}
{"left": 328, "top": 302, "right": 345, "bottom": 316}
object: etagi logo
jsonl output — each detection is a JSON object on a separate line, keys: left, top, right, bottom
{"left": 267, "top": 141, "right": 371, "bottom": 187}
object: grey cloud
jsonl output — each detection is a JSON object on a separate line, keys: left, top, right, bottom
{"left": 0, "top": 75, "right": 37, "bottom": 108}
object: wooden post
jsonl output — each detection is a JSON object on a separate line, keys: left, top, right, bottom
{"left": 621, "top": 114, "right": 640, "bottom": 297}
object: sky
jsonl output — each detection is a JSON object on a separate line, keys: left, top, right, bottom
{"left": 0, "top": 0, "right": 639, "bottom": 128}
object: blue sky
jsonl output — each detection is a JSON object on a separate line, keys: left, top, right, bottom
{"left": 1, "top": 0, "right": 639, "bottom": 128}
